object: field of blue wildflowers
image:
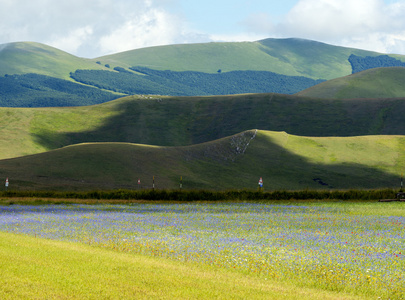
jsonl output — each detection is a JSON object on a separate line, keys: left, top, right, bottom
{"left": 0, "top": 202, "right": 403, "bottom": 298}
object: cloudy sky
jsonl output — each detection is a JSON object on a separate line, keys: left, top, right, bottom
{"left": 1, "top": 0, "right": 405, "bottom": 58}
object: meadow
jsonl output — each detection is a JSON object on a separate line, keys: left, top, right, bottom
{"left": 0, "top": 200, "right": 404, "bottom": 299}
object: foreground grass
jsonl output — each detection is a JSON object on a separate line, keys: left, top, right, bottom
{"left": 0, "top": 232, "right": 363, "bottom": 300}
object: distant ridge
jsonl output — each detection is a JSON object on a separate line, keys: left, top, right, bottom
{"left": 1, "top": 38, "right": 405, "bottom": 107}
{"left": 97, "top": 37, "right": 388, "bottom": 80}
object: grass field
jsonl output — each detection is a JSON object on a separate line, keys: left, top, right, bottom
{"left": 2, "top": 93, "right": 405, "bottom": 160}
{"left": 2, "top": 38, "right": 399, "bottom": 82}
{"left": 297, "top": 67, "right": 405, "bottom": 99}
{"left": 0, "top": 201, "right": 403, "bottom": 299}
{"left": 0, "top": 130, "right": 404, "bottom": 191}
{"left": 0, "top": 231, "right": 363, "bottom": 300}
{"left": 98, "top": 38, "right": 387, "bottom": 80}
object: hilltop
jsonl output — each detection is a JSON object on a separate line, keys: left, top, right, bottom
{"left": 0, "top": 42, "right": 106, "bottom": 80}
{"left": 0, "top": 130, "right": 403, "bottom": 191}
{"left": 98, "top": 38, "right": 386, "bottom": 80}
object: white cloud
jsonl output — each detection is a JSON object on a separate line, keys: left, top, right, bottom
{"left": 281, "top": 0, "right": 385, "bottom": 38}
{"left": 275, "top": 0, "right": 405, "bottom": 54}
{"left": 98, "top": 8, "right": 182, "bottom": 55}
{"left": 233, "top": 0, "right": 405, "bottom": 54}
{"left": 0, "top": 0, "right": 185, "bottom": 57}
{"left": 209, "top": 33, "right": 267, "bottom": 43}
{"left": 49, "top": 26, "right": 93, "bottom": 55}
{"left": 240, "top": 12, "right": 275, "bottom": 34}
{"left": 1, "top": 0, "right": 405, "bottom": 56}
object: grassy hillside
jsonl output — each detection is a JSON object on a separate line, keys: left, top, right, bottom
{"left": 0, "top": 42, "right": 106, "bottom": 80}
{"left": 297, "top": 67, "right": 405, "bottom": 99}
{"left": 0, "top": 130, "right": 403, "bottom": 191}
{"left": 2, "top": 39, "right": 405, "bottom": 107}
{"left": 98, "top": 38, "right": 389, "bottom": 80}
{"left": 2, "top": 93, "right": 405, "bottom": 160}
{"left": 1, "top": 38, "right": 386, "bottom": 82}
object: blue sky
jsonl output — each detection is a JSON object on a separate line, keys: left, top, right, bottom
{"left": 0, "top": 0, "right": 405, "bottom": 57}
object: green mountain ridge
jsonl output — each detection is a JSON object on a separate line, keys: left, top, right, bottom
{"left": 1, "top": 38, "right": 405, "bottom": 107}
{"left": 0, "top": 130, "right": 403, "bottom": 191}
{"left": 98, "top": 38, "right": 388, "bottom": 80}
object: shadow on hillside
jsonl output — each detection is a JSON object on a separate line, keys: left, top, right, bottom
{"left": 230, "top": 133, "right": 402, "bottom": 190}
{"left": 28, "top": 94, "right": 405, "bottom": 189}
{"left": 7, "top": 127, "right": 404, "bottom": 190}
{"left": 32, "top": 94, "right": 405, "bottom": 153}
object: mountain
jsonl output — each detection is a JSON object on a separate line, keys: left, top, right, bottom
{"left": 2, "top": 38, "right": 405, "bottom": 107}
{"left": 297, "top": 67, "right": 405, "bottom": 99}
{"left": 0, "top": 130, "right": 402, "bottom": 191}
{"left": 98, "top": 38, "right": 386, "bottom": 80}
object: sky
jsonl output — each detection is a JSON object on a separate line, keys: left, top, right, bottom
{"left": 1, "top": 0, "right": 405, "bottom": 58}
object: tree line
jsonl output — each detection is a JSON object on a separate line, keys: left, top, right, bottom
{"left": 349, "top": 54, "right": 405, "bottom": 74}
{"left": 0, "top": 73, "right": 118, "bottom": 107}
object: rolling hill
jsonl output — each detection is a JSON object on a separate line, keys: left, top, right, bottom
{"left": 98, "top": 38, "right": 388, "bottom": 80}
{"left": 2, "top": 38, "right": 405, "bottom": 107}
{"left": 0, "top": 130, "right": 403, "bottom": 191}
{"left": 0, "top": 42, "right": 106, "bottom": 80}
{"left": 1, "top": 93, "right": 405, "bottom": 161}
{"left": 2, "top": 39, "right": 405, "bottom": 191}
{"left": 297, "top": 67, "right": 405, "bottom": 99}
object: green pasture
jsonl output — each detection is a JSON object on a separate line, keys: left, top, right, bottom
{"left": 1, "top": 93, "right": 405, "bottom": 161}
{"left": 1, "top": 38, "right": 397, "bottom": 82}
{"left": 298, "top": 67, "right": 405, "bottom": 99}
{"left": 98, "top": 38, "right": 385, "bottom": 80}
{"left": 0, "top": 42, "right": 106, "bottom": 80}
{"left": 0, "top": 130, "right": 404, "bottom": 190}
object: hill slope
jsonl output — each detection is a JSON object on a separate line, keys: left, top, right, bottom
{"left": 0, "top": 130, "right": 403, "bottom": 191}
{"left": 98, "top": 38, "right": 388, "bottom": 80}
{"left": 2, "top": 39, "right": 405, "bottom": 107}
{"left": 2, "top": 94, "right": 405, "bottom": 160}
{"left": 0, "top": 42, "right": 106, "bottom": 80}
{"left": 297, "top": 67, "right": 405, "bottom": 99}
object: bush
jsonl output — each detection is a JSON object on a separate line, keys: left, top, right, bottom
{"left": 0, "top": 189, "right": 397, "bottom": 201}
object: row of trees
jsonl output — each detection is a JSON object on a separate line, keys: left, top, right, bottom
{"left": 71, "top": 67, "right": 325, "bottom": 97}
{"left": 131, "top": 66, "right": 325, "bottom": 95}
{"left": 349, "top": 54, "right": 405, "bottom": 74}
{"left": 0, "top": 188, "right": 396, "bottom": 201}
{"left": 0, "top": 66, "right": 325, "bottom": 107}
{"left": 71, "top": 69, "right": 198, "bottom": 96}
{"left": 0, "top": 74, "right": 118, "bottom": 107}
